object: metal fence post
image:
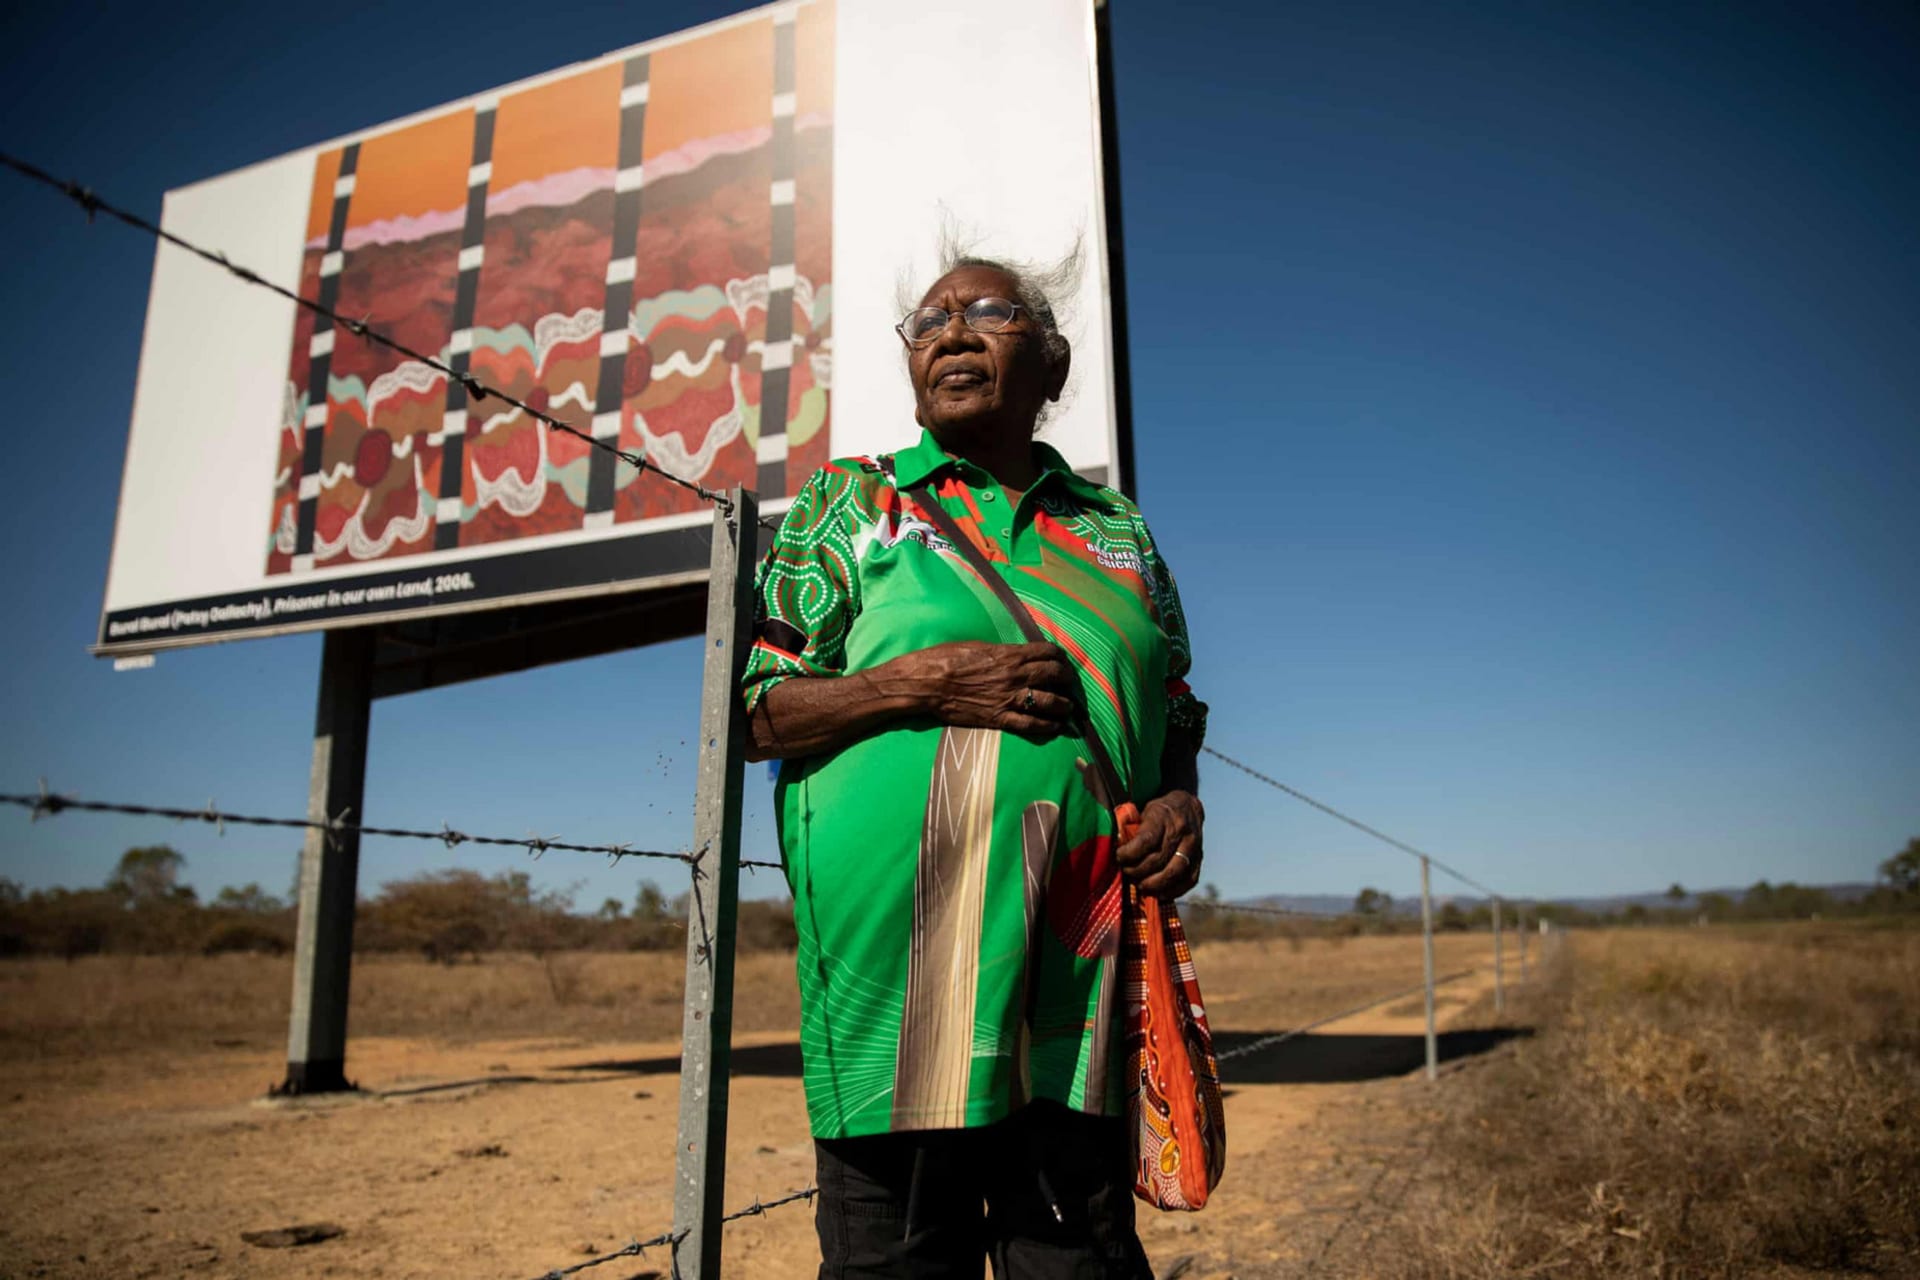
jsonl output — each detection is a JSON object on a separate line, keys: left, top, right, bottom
{"left": 671, "top": 489, "right": 757, "bottom": 1279}
{"left": 1421, "top": 856, "right": 1437, "bottom": 1081}
{"left": 1519, "top": 908, "right": 1530, "bottom": 983}
{"left": 278, "top": 627, "right": 374, "bottom": 1095}
{"left": 1492, "top": 894, "right": 1505, "bottom": 1016}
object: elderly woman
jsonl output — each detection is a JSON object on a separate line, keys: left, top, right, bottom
{"left": 741, "top": 251, "right": 1207, "bottom": 1279}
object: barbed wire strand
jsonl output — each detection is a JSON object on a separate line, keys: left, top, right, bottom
{"left": 530, "top": 1185, "right": 818, "bottom": 1280}
{"left": 0, "top": 786, "right": 692, "bottom": 867}
{"left": 1215, "top": 968, "right": 1476, "bottom": 1066}
{"left": 0, "top": 150, "right": 787, "bottom": 532}
{"left": 1200, "top": 745, "right": 1499, "bottom": 898}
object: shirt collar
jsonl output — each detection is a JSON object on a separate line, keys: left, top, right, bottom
{"left": 890, "top": 427, "right": 1116, "bottom": 509}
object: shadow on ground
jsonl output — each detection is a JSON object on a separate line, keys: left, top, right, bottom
{"left": 1214, "top": 1028, "right": 1532, "bottom": 1084}
{"left": 559, "top": 1030, "right": 1529, "bottom": 1086}
{"left": 563, "top": 1041, "right": 806, "bottom": 1079}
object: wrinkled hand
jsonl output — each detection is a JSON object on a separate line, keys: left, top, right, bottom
{"left": 909, "top": 640, "right": 1081, "bottom": 737}
{"left": 1116, "top": 791, "right": 1204, "bottom": 899}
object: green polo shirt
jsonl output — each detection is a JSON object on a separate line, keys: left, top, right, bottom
{"left": 741, "top": 429, "right": 1206, "bottom": 1138}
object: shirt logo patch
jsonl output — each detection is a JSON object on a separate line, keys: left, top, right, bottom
{"left": 870, "top": 510, "right": 953, "bottom": 554}
{"left": 1087, "top": 542, "right": 1146, "bottom": 575}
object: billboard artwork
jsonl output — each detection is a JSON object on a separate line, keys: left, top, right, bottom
{"left": 100, "top": 0, "right": 1119, "bottom": 653}
{"left": 265, "top": 10, "right": 833, "bottom": 578}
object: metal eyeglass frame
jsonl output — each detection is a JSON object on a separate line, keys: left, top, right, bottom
{"left": 895, "top": 298, "right": 1027, "bottom": 348}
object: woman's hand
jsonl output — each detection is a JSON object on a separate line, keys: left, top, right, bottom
{"left": 905, "top": 640, "right": 1081, "bottom": 737}
{"left": 1116, "top": 791, "right": 1204, "bottom": 899}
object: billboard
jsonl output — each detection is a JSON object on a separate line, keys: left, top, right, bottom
{"left": 97, "top": 0, "right": 1122, "bottom": 653}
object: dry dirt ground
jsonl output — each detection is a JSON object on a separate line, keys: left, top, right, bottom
{"left": 0, "top": 934, "right": 1523, "bottom": 1279}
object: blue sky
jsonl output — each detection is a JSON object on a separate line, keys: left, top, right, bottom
{"left": 1, "top": 1, "right": 1914, "bottom": 911}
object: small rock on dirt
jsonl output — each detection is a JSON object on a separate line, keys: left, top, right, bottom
{"left": 457, "top": 1143, "right": 508, "bottom": 1159}
{"left": 240, "top": 1223, "right": 345, "bottom": 1249}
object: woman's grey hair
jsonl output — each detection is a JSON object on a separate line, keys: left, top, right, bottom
{"left": 899, "top": 225, "right": 1084, "bottom": 431}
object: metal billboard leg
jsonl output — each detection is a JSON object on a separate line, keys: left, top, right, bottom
{"left": 672, "top": 491, "right": 756, "bottom": 1279}
{"left": 278, "top": 628, "right": 374, "bottom": 1095}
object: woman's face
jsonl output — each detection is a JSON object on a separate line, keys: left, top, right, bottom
{"left": 907, "top": 265, "right": 1065, "bottom": 446}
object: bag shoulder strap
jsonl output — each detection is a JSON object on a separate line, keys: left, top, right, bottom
{"left": 899, "top": 472, "right": 1131, "bottom": 807}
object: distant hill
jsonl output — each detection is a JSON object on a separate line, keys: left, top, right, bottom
{"left": 1232, "top": 882, "right": 1880, "bottom": 917}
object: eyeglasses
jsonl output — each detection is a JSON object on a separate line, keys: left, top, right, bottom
{"left": 896, "top": 297, "right": 1026, "bottom": 347}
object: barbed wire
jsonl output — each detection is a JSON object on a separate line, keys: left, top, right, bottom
{"left": 1194, "top": 899, "right": 1355, "bottom": 922}
{"left": 1200, "top": 746, "right": 1499, "bottom": 898}
{"left": 530, "top": 1185, "right": 817, "bottom": 1280}
{"left": 1215, "top": 968, "right": 1476, "bottom": 1066}
{"left": 0, "top": 150, "right": 785, "bottom": 532}
{"left": 0, "top": 785, "right": 695, "bottom": 867}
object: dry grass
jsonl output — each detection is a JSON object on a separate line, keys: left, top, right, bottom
{"left": 0, "top": 949, "right": 802, "bottom": 1061}
{"left": 1351, "top": 923, "right": 1920, "bottom": 1279}
{"left": 0, "top": 930, "right": 1496, "bottom": 1063}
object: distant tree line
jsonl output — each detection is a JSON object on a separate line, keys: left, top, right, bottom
{"left": 0, "top": 846, "right": 796, "bottom": 960}
{"left": 6, "top": 837, "right": 1915, "bottom": 959}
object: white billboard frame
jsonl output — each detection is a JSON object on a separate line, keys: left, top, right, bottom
{"left": 95, "top": 0, "right": 1128, "bottom": 656}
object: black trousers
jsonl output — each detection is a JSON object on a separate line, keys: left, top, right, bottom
{"left": 813, "top": 1101, "right": 1154, "bottom": 1279}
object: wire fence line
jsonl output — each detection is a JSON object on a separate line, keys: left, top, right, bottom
{"left": 4, "top": 775, "right": 1534, "bottom": 1276}
{"left": 532, "top": 1185, "right": 819, "bottom": 1280}
{"left": 1212, "top": 968, "right": 1479, "bottom": 1065}
{"left": 0, "top": 151, "right": 784, "bottom": 533}
{"left": 1200, "top": 745, "right": 1500, "bottom": 899}
{"left": 0, "top": 785, "right": 697, "bottom": 867}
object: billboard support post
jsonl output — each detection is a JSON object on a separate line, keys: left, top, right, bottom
{"left": 671, "top": 490, "right": 756, "bottom": 1279}
{"left": 277, "top": 627, "right": 374, "bottom": 1095}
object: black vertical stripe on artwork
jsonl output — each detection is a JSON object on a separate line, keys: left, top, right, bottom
{"left": 616, "top": 54, "right": 650, "bottom": 171}
{"left": 616, "top": 110, "right": 648, "bottom": 171}
{"left": 453, "top": 270, "right": 480, "bottom": 328}
{"left": 327, "top": 195, "right": 352, "bottom": 248}
{"left": 296, "top": 496, "right": 318, "bottom": 554}
{"left": 463, "top": 183, "right": 487, "bottom": 234}
{"left": 295, "top": 143, "right": 359, "bottom": 563}
{"left": 594, "top": 351, "right": 626, "bottom": 414}
{"left": 434, "top": 433, "right": 465, "bottom": 550}
{"left": 611, "top": 191, "right": 643, "bottom": 259}
{"left": 300, "top": 384, "right": 328, "bottom": 474}
{"left": 585, "top": 438, "right": 617, "bottom": 513}
{"left": 769, "top": 189, "right": 795, "bottom": 266}
{"left": 764, "top": 287, "right": 794, "bottom": 345}
{"left": 758, "top": 458, "right": 786, "bottom": 502}
{"left": 592, "top": 55, "right": 650, "bottom": 517}
{"left": 471, "top": 108, "right": 496, "bottom": 162}
{"left": 774, "top": 19, "right": 796, "bottom": 92}
{"left": 602, "top": 277, "right": 634, "bottom": 331}
{"left": 758, "top": 366, "right": 791, "bottom": 452}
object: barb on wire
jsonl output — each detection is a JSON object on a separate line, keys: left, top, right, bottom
{"left": 534, "top": 1226, "right": 683, "bottom": 1280}
{"left": 722, "top": 1184, "right": 819, "bottom": 1222}
{"left": 0, "top": 150, "right": 789, "bottom": 531}
{"left": 1214, "top": 969, "right": 1477, "bottom": 1066}
{"left": 1, "top": 787, "right": 693, "bottom": 866}
{"left": 740, "top": 856, "right": 784, "bottom": 873}
{"left": 1201, "top": 746, "right": 1498, "bottom": 898}
{"left": 528, "top": 1185, "right": 816, "bottom": 1280}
